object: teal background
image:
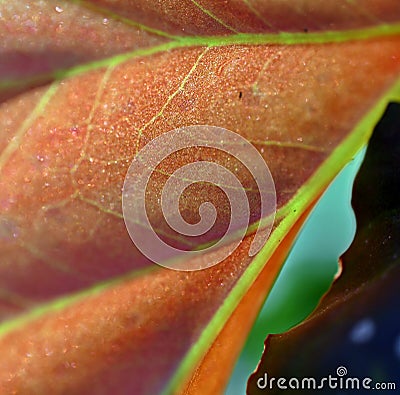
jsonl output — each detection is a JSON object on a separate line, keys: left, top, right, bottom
{"left": 225, "top": 147, "right": 366, "bottom": 394}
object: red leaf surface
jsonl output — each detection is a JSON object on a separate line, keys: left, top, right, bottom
{"left": 0, "top": 1, "right": 399, "bottom": 393}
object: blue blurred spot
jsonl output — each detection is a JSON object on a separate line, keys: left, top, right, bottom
{"left": 394, "top": 334, "right": 400, "bottom": 360}
{"left": 349, "top": 318, "right": 375, "bottom": 344}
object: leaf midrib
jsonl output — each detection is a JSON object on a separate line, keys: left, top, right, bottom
{"left": 1, "top": 23, "right": 399, "bottom": 89}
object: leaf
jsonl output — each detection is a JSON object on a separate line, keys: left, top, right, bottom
{"left": 0, "top": 1, "right": 399, "bottom": 394}
{"left": 2, "top": 1, "right": 400, "bottom": 101}
{"left": 247, "top": 102, "right": 400, "bottom": 394}
{"left": 180, "top": 199, "right": 318, "bottom": 395}
{"left": 224, "top": 148, "right": 366, "bottom": 395}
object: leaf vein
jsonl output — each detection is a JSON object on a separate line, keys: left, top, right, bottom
{"left": 188, "top": 0, "right": 239, "bottom": 33}
{"left": 135, "top": 47, "right": 210, "bottom": 153}
{"left": 0, "top": 83, "right": 60, "bottom": 175}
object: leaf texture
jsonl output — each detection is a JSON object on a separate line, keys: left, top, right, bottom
{"left": 0, "top": 1, "right": 399, "bottom": 394}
